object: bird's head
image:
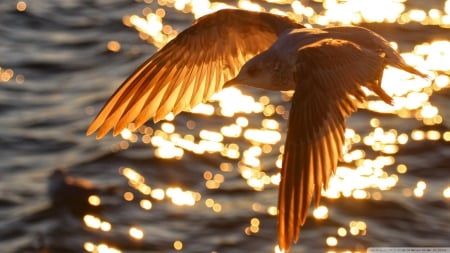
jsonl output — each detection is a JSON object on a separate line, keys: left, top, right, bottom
{"left": 224, "top": 51, "right": 280, "bottom": 90}
{"left": 224, "top": 50, "right": 295, "bottom": 91}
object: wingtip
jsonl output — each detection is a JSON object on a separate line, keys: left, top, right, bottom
{"left": 86, "top": 123, "right": 99, "bottom": 137}
{"left": 95, "top": 123, "right": 115, "bottom": 139}
{"left": 277, "top": 237, "right": 291, "bottom": 253}
{"left": 415, "top": 70, "right": 430, "bottom": 81}
{"left": 400, "top": 63, "right": 429, "bottom": 80}
{"left": 85, "top": 120, "right": 111, "bottom": 139}
{"left": 112, "top": 126, "right": 124, "bottom": 137}
{"left": 86, "top": 129, "right": 94, "bottom": 137}
{"left": 86, "top": 128, "right": 107, "bottom": 140}
{"left": 421, "top": 71, "right": 433, "bottom": 81}
{"left": 95, "top": 131, "right": 106, "bottom": 140}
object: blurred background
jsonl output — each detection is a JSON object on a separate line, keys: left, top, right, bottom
{"left": 0, "top": 0, "right": 449, "bottom": 252}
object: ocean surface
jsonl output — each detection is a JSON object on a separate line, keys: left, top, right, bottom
{"left": 0, "top": 0, "right": 449, "bottom": 253}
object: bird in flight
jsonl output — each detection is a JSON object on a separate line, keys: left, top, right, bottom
{"left": 87, "top": 9, "right": 426, "bottom": 252}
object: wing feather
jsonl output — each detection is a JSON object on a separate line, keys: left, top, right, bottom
{"left": 278, "top": 38, "right": 385, "bottom": 251}
{"left": 87, "top": 9, "right": 302, "bottom": 138}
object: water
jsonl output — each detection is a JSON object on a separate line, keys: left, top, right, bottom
{"left": 0, "top": 1, "right": 449, "bottom": 253}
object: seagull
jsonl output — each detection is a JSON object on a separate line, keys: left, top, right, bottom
{"left": 86, "top": 9, "right": 426, "bottom": 252}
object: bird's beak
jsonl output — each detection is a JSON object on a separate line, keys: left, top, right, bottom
{"left": 223, "top": 77, "right": 239, "bottom": 88}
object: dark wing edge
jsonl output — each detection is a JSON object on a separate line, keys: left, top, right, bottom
{"left": 277, "top": 39, "right": 384, "bottom": 251}
{"left": 87, "top": 9, "right": 302, "bottom": 139}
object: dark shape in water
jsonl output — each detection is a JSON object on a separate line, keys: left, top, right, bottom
{"left": 48, "top": 168, "right": 101, "bottom": 216}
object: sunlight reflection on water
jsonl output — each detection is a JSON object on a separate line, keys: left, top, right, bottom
{"left": 91, "top": 0, "right": 450, "bottom": 251}
{"left": 12, "top": 0, "right": 446, "bottom": 252}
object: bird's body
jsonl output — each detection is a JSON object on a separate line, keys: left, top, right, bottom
{"left": 87, "top": 9, "right": 426, "bottom": 252}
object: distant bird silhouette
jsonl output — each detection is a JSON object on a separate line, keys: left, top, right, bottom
{"left": 48, "top": 168, "right": 101, "bottom": 215}
{"left": 86, "top": 9, "right": 426, "bottom": 251}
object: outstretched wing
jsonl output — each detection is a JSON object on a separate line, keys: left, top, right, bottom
{"left": 278, "top": 39, "right": 385, "bottom": 251}
{"left": 87, "top": 9, "right": 301, "bottom": 138}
